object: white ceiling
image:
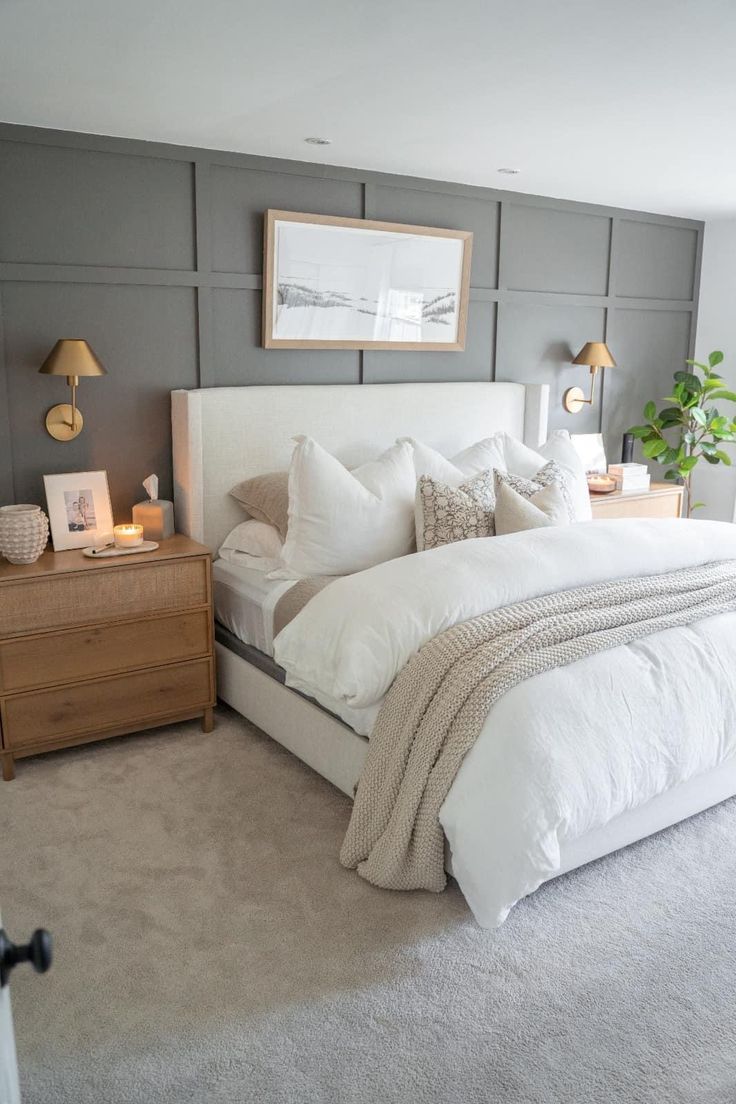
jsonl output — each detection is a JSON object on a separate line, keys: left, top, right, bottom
{"left": 2, "top": 0, "right": 735, "bottom": 219}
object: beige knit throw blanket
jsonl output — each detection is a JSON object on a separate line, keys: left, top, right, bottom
{"left": 341, "top": 560, "right": 736, "bottom": 893}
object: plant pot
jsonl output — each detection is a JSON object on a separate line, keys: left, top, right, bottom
{"left": 0, "top": 504, "right": 50, "bottom": 564}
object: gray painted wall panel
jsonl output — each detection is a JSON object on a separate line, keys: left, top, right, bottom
{"left": 603, "top": 308, "right": 693, "bottom": 460}
{"left": 615, "top": 221, "right": 697, "bottom": 300}
{"left": 210, "top": 166, "right": 363, "bottom": 274}
{"left": 212, "top": 288, "right": 360, "bottom": 385}
{"left": 371, "top": 186, "right": 499, "bottom": 290}
{"left": 0, "top": 123, "right": 703, "bottom": 520}
{"left": 362, "top": 303, "right": 495, "bottom": 385}
{"left": 502, "top": 205, "right": 610, "bottom": 295}
{"left": 2, "top": 282, "right": 198, "bottom": 515}
{"left": 0, "top": 142, "right": 195, "bottom": 270}
{"left": 496, "top": 303, "right": 607, "bottom": 434}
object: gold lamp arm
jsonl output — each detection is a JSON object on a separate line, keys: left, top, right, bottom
{"left": 68, "top": 375, "right": 78, "bottom": 431}
{"left": 563, "top": 364, "right": 600, "bottom": 414}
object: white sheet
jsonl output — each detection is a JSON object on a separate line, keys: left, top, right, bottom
{"left": 213, "top": 558, "right": 295, "bottom": 656}
{"left": 274, "top": 518, "right": 736, "bottom": 927}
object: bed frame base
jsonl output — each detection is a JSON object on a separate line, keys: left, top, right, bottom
{"left": 216, "top": 642, "right": 368, "bottom": 798}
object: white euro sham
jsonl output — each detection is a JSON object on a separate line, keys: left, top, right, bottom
{"left": 278, "top": 436, "right": 417, "bottom": 577}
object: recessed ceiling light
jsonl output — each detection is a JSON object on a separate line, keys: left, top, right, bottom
{"left": 497, "top": 167, "right": 520, "bottom": 175}
{"left": 305, "top": 137, "right": 332, "bottom": 146}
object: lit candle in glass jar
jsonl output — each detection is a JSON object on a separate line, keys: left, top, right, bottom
{"left": 113, "top": 523, "right": 144, "bottom": 548}
{"left": 587, "top": 474, "right": 617, "bottom": 495}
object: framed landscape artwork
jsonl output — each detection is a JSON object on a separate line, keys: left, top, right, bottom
{"left": 262, "top": 210, "right": 473, "bottom": 350}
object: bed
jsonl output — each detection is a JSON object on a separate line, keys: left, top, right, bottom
{"left": 172, "top": 382, "right": 736, "bottom": 927}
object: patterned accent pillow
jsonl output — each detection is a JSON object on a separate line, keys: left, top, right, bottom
{"left": 415, "top": 470, "right": 496, "bottom": 551}
{"left": 494, "top": 460, "right": 575, "bottom": 522}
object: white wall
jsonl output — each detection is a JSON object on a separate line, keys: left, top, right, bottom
{"left": 692, "top": 219, "right": 736, "bottom": 521}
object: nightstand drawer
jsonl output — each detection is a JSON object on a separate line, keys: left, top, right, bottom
{"left": 590, "top": 489, "right": 682, "bottom": 520}
{"left": 2, "top": 658, "right": 213, "bottom": 750}
{"left": 0, "top": 609, "right": 211, "bottom": 693}
{"left": 0, "top": 557, "right": 209, "bottom": 638}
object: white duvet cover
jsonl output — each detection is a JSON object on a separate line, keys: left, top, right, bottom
{"left": 274, "top": 519, "right": 736, "bottom": 926}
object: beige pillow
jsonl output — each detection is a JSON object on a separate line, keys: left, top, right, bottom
{"left": 415, "top": 470, "right": 496, "bottom": 551}
{"left": 230, "top": 471, "right": 289, "bottom": 539}
{"left": 494, "top": 479, "right": 570, "bottom": 535}
{"left": 494, "top": 460, "right": 575, "bottom": 522}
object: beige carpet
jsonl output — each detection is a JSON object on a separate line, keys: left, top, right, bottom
{"left": 2, "top": 706, "right": 736, "bottom": 1104}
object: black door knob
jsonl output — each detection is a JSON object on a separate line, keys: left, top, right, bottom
{"left": 0, "top": 928, "right": 53, "bottom": 988}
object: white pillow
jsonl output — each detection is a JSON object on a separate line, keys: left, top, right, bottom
{"left": 218, "top": 519, "right": 284, "bottom": 572}
{"left": 492, "top": 431, "right": 592, "bottom": 521}
{"left": 279, "top": 436, "right": 417, "bottom": 577}
{"left": 400, "top": 436, "right": 505, "bottom": 487}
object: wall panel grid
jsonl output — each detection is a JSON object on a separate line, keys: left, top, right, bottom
{"left": 0, "top": 124, "right": 703, "bottom": 513}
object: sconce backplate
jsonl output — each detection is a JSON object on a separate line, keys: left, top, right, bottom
{"left": 562, "top": 386, "right": 586, "bottom": 415}
{"left": 45, "top": 403, "right": 84, "bottom": 442}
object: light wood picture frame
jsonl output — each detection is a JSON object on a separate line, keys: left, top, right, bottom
{"left": 262, "top": 210, "right": 473, "bottom": 351}
{"left": 43, "top": 469, "right": 114, "bottom": 551}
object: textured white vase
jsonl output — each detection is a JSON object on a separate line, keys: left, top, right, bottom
{"left": 0, "top": 504, "right": 50, "bottom": 564}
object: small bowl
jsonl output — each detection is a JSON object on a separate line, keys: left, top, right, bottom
{"left": 587, "top": 475, "right": 618, "bottom": 495}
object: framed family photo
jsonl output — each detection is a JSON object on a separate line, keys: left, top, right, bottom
{"left": 262, "top": 210, "right": 473, "bottom": 351}
{"left": 44, "top": 470, "right": 114, "bottom": 551}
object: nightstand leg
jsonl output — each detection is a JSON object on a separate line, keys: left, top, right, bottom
{"left": 2, "top": 753, "right": 15, "bottom": 782}
{"left": 201, "top": 707, "right": 214, "bottom": 734}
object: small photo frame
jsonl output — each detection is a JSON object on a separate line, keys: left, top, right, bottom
{"left": 570, "top": 433, "right": 608, "bottom": 475}
{"left": 43, "top": 470, "right": 114, "bottom": 551}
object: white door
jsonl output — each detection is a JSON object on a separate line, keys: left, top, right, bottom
{"left": 0, "top": 910, "right": 20, "bottom": 1104}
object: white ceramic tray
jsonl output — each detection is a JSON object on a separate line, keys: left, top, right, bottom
{"left": 83, "top": 541, "right": 159, "bottom": 559}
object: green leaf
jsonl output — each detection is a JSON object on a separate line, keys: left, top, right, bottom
{"left": 691, "top": 407, "right": 708, "bottom": 426}
{"left": 662, "top": 394, "right": 684, "bottom": 405}
{"left": 716, "top": 450, "right": 732, "bottom": 465}
{"left": 703, "top": 377, "right": 726, "bottom": 391}
{"left": 658, "top": 407, "right": 683, "bottom": 427}
{"left": 690, "top": 502, "right": 706, "bottom": 511}
{"left": 643, "top": 438, "right": 668, "bottom": 458}
{"left": 627, "top": 424, "right": 652, "bottom": 439}
{"left": 683, "top": 430, "right": 697, "bottom": 446}
{"left": 706, "top": 390, "right": 736, "bottom": 403}
{"left": 700, "top": 441, "right": 718, "bottom": 455}
{"left": 709, "top": 350, "right": 725, "bottom": 368}
{"left": 680, "top": 455, "right": 699, "bottom": 473}
{"left": 703, "top": 453, "right": 720, "bottom": 464}
{"left": 662, "top": 447, "right": 680, "bottom": 464}
{"left": 663, "top": 469, "right": 679, "bottom": 481}
{"left": 674, "top": 371, "right": 702, "bottom": 392}
{"left": 643, "top": 400, "right": 657, "bottom": 421}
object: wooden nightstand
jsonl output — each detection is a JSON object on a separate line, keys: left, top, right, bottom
{"left": 589, "top": 482, "right": 684, "bottom": 520}
{"left": 0, "top": 534, "right": 215, "bottom": 781}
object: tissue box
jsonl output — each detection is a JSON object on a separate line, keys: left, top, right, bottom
{"left": 132, "top": 499, "right": 175, "bottom": 541}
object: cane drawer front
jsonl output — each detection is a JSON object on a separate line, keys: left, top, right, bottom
{"left": 2, "top": 658, "right": 214, "bottom": 750}
{"left": 0, "top": 609, "right": 211, "bottom": 694}
{"left": 590, "top": 489, "right": 682, "bottom": 520}
{"left": 0, "top": 557, "right": 209, "bottom": 638}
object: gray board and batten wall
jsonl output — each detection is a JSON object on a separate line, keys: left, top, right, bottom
{"left": 0, "top": 122, "right": 703, "bottom": 517}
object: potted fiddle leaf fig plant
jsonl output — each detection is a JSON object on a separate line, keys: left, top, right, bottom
{"left": 628, "top": 350, "right": 736, "bottom": 517}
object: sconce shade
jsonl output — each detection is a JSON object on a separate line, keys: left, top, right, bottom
{"left": 39, "top": 339, "right": 106, "bottom": 378}
{"left": 572, "top": 342, "right": 616, "bottom": 369}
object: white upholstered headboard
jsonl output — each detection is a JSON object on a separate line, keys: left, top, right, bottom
{"left": 172, "top": 381, "right": 549, "bottom": 553}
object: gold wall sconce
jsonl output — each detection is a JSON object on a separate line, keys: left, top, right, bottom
{"left": 563, "top": 342, "right": 616, "bottom": 414}
{"left": 39, "top": 339, "right": 107, "bottom": 441}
